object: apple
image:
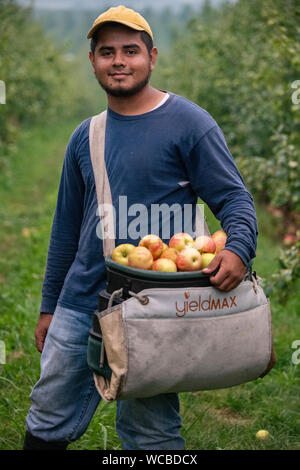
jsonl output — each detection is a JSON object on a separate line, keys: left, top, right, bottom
{"left": 128, "top": 246, "right": 153, "bottom": 270}
{"left": 201, "top": 252, "right": 216, "bottom": 269}
{"left": 211, "top": 230, "right": 227, "bottom": 253}
{"left": 161, "top": 242, "right": 169, "bottom": 253}
{"left": 255, "top": 430, "right": 270, "bottom": 441}
{"left": 193, "top": 235, "right": 216, "bottom": 253}
{"left": 152, "top": 258, "right": 177, "bottom": 272}
{"left": 138, "top": 234, "right": 164, "bottom": 260}
{"left": 169, "top": 232, "right": 194, "bottom": 253}
{"left": 160, "top": 247, "right": 178, "bottom": 263}
{"left": 283, "top": 233, "right": 295, "bottom": 246}
{"left": 176, "top": 247, "right": 202, "bottom": 271}
{"left": 112, "top": 243, "right": 136, "bottom": 266}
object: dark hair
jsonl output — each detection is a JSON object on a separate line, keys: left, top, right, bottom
{"left": 90, "top": 26, "right": 153, "bottom": 56}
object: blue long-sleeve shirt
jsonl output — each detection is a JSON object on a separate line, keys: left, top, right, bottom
{"left": 40, "top": 92, "right": 258, "bottom": 315}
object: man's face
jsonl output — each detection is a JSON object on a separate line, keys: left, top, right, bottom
{"left": 89, "top": 23, "right": 157, "bottom": 98}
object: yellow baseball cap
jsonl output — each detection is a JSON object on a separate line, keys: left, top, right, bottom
{"left": 87, "top": 5, "right": 153, "bottom": 40}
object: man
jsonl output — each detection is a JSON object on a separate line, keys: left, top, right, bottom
{"left": 23, "top": 6, "right": 258, "bottom": 450}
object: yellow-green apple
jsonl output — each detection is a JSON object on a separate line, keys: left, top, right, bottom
{"left": 160, "top": 247, "right": 178, "bottom": 263}
{"left": 112, "top": 243, "right": 136, "bottom": 266}
{"left": 201, "top": 252, "right": 216, "bottom": 269}
{"left": 193, "top": 235, "right": 216, "bottom": 253}
{"left": 138, "top": 234, "right": 164, "bottom": 260}
{"left": 211, "top": 230, "right": 227, "bottom": 253}
{"left": 152, "top": 258, "right": 177, "bottom": 272}
{"left": 128, "top": 246, "right": 153, "bottom": 270}
{"left": 255, "top": 430, "right": 270, "bottom": 441}
{"left": 169, "top": 232, "right": 194, "bottom": 252}
{"left": 176, "top": 247, "right": 202, "bottom": 271}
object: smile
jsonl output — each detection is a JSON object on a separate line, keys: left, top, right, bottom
{"left": 110, "top": 73, "right": 131, "bottom": 79}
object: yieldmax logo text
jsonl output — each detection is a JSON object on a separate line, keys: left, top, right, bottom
{"left": 175, "top": 292, "right": 237, "bottom": 317}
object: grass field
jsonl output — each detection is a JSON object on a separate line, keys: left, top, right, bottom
{"left": 0, "top": 121, "right": 299, "bottom": 450}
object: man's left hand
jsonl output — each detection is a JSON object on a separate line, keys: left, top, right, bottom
{"left": 202, "top": 249, "right": 247, "bottom": 292}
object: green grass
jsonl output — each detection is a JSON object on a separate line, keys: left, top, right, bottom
{"left": 0, "top": 122, "right": 299, "bottom": 450}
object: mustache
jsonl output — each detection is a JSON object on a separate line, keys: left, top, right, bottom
{"left": 96, "top": 74, "right": 151, "bottom": 98}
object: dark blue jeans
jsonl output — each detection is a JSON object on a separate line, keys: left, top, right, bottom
{"left": 25, "top": 305, "right": 185, "bottom": 450}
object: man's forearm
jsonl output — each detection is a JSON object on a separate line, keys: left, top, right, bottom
{"left": 39, "top": 136, "right": 85, "bottom": 314}
{"left": 215, "top": 190, "right": 258, "bottom": 266}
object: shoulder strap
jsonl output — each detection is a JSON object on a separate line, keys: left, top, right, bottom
{"left": 89, "top": 110, "right": 116, "bottom": 258}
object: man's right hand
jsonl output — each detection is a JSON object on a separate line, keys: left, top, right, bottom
{"left": 35, "top": 313, "right": 53, "bottom": 353}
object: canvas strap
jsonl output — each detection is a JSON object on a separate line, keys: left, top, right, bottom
{"left": 89, "top": 110, "right": 116, "bottom": 257}
{"left": 89, "top": 110, "right": 210, "bottom": 258}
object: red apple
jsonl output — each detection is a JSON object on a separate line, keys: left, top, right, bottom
{"left": 169, "top": 232, "right": 194, "bottom": 253}
{"left": 193, "top": 235, "right": 216, "bottom": 253}
{"left": 176, "top": 247, "right": 202, "bottom": 271}
{"left": 138, "top": 234, "right": 164, "bottom": 260}
{"left": 112, "top": 243, "right": 136, "bottom": 266}
{"left": 211, "top": 230, "right": 227, "bottom": 253}
{"left": 152, "top": 258, "right": 177, "bottom": 272}
{"left": 201, "top": 253, "right": 216, "bottom": 269}
{"left": 283, "top": 234, "right": 295, "bottom": 246}
{"left": 160, "top": 247, "right": 178, "bottom": 263}
{"left": 128, "top": 246, "right": 153, "bottom": 270}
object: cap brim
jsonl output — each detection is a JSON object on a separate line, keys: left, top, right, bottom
{"left": 87, "top": 20, "right": 147, "bottom": 40}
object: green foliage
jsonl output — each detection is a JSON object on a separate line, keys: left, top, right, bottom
{"left": 263, "top": 232, "right": 300, "bottom": 303}
{"left": 237, "top": 128, "right": 300, "bottom": 213}
{"left": 0, "top": 0, "right": 102, "bottom": 161}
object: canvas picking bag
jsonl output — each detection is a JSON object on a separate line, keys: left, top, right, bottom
{"left": 88, "top": 110, "right": 276, "bottom": 402}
